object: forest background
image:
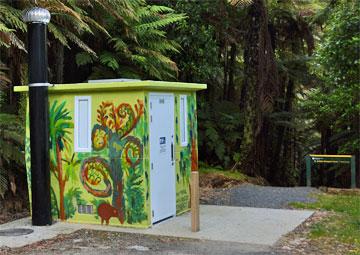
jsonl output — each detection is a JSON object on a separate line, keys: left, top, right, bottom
{"left": 0, "top": 0, "right": 359, "bottom": 198}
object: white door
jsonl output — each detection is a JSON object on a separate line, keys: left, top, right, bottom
{"left": 149, "top": 93, "right": 176, "bottom": 223}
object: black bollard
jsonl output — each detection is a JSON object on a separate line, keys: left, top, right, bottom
{"left": 23, "top": 7, "right": 52, "bottom": 226}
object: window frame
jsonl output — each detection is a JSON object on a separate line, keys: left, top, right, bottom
{"left": 74, "top": 96, "right": 92, "bottom": 152}
{"left": 179, "top": 95, "right": 188, "bottom": 147}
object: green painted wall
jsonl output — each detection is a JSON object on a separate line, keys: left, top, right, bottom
{"left": 25, "top": 90, "right": 198, "bottom": 228}
{"left": 173, "top": 92, "right": 198, "bottom": 214}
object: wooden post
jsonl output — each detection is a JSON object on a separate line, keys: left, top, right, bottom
{"left": 191, "top": 171, "right": 199, "bottom": 232}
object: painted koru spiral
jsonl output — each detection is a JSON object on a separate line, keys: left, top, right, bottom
{"left": 116, "top": 103, "right": 135, "bottom": 138}
{"left": 123, "top": 136, "right": 143, "bottom": 169}
{"left": 80, "top": 157, "right": 112, "bottom": 197}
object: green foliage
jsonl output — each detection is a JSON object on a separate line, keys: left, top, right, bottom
{"left": 200, "top": 165, "right": 248, "bottom": 182}
{"left": 301, "top": 0, "right": 360, "bottom": 163}
{"left": 0, "top": 113, "right": 25, "bottom": 167}
{"left": 62, "top": 153, "right": 81, "bottom": 183}
{"left": 49, "top": 100, "right": 73, "bottom": 164}
{"left": 291, "top": 194, "right": 360, "bottom": 249}
{"left": 315, "top": 1, "right": 360, "bottom": 86}
{"left": 198, "top": 101, "right": 243, "bottom": 167}
{"left": 0, "top": 103, "right": 24, "bottom": 198}
{"left": 0, "top": 167, "right": 7, "bottom": 199}
{"left": 124, "top": 166, "right": 147, "bottom": 224}
{"left": 165, "top": 1, "right": 222, "bottom": 84}
{"left": 64, "top": 187, "right": 86, "bottom": 219}
{"left": 0, "top": 62, "right": 10, "bottom": 89}
{"left": 179, "top": 147, "right": 190, "bottom": 184}
{"left": 50, "top": 186, "right": 59, "bottom": 218}
{"left": 0, "top": 2, "right": 26, "bottom": 50}
{"left": 0, "top": 0, "right": 357, "bottom": 191}
{"left": 76, "top": 1, "right": 185, "bottom": 80}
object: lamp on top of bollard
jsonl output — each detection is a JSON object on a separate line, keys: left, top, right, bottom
{"left": 22, "top": 7, "right": 52, "bottom": 226}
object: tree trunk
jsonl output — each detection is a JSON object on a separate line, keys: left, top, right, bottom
{"left": 109, "top": 134, "right": 125, "bottom": 224}
{"left": 223, "top": 41, "right": 229, "bottom": 100}
{"left": 227, "top": 43, "right": 237, "bottom": 101}
{"left": 56, "top": 142, "right": 66, "bottom": 220}
{"left": 269, "top": 79, "right": 294, "bottom": 185}
{"left": 239, "top": 0, "right": 278, "bottom": 175}
{"left": 54, "top": 42, "right": 64, "bottom": 84}
{"left": 59, "top": 179, "right": 65, "bottom": 220}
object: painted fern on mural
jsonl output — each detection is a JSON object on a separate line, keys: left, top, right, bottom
{"left": 64, "top": 187, "right": 86, "bottom": 219}
{"left": 124, "top": 167, "right": 147, "bottom": 224}
{"left": 50, "top": 186, "right": 59, "bottom": 218}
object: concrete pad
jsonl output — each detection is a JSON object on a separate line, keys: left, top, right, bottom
{"left": 0, "top": 205, "right": 314, "bottom": 248}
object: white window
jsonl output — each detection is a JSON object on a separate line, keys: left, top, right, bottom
{"left": 74, "top": 96, "right": 91, "bottom": 152}
{"left": 179, "top": 95, "right": 188, "bottom": 146}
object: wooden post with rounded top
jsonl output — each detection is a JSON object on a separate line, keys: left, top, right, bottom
{"left": 191, "top": 171, "right": 200, "bottom": 232}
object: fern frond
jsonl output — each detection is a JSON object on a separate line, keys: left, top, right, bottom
{"left": 8, "top": 32, "right": 26, "bottom": 52}
{"left": 0, "top": 168, "right": 8, "bottom": 199}
{"left": 48, "top": 23, "right": 70, "bottom": 48}
{"left": 63, "top": 30, "right": 97, "bottom": 57}
{"left": 110, "top": 37, "right": 131, "bottom": 54}
{"left": 228, "top": 0, "right": 254, "bottom": 7}
{"left": 99, "top": 52, "right": 119, "bottom": 70}
{"left": 0, "top": 4, "right": 26, "bottom": 32}
{"left": 136, "top": 13, "right": 186, "bottom": 31}
{"left": 75, "top": 52, "right": 95, "bottom": 66}
{"left": 82, "top": 16, "right": 110, "bottom": 37}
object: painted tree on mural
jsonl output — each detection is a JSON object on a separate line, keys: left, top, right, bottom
{"left": 49, "top": 100, "right": 80, "bottom": 220}
{"left": 81, "top": 100, "right": 145, "bottom": 224}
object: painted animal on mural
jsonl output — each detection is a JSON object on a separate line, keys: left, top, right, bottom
{"left": 80, "top": 99, "right": 147, "bottom": 225}
{"left": 97, "top": 203, "right": 120, "bottom": 225}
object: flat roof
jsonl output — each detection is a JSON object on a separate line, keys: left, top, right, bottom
{"left": 14, "top": 80, "right": 207, "bottom": 93}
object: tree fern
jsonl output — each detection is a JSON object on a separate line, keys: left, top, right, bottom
{"left": 99, "top": 52, "right": 120, "bottom": 70}
{"left": 0, "top": 62, "right": 10, "bottom": 89}
{"left": 75, "top": 52, "right": 95, "bottom": 66}
{"left": 0, "top": 166, "right": 8, "bottom": 199}
{"left": 84, "top": 1, "right": 185, "bottom": 80}
{"left": 0, "top": 2, "right": 25, "bottom": 50}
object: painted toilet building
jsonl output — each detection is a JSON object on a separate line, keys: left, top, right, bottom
{"left": 15, "top": 80, "right": 206, "bottom": 228}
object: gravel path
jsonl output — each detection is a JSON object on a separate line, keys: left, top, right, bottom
{"left": 204, "top": 184, "right": 320, "bottom": 209}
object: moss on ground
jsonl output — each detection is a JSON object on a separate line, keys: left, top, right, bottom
{"left": 199, "top": 166, "right": 248, "bottom": 182}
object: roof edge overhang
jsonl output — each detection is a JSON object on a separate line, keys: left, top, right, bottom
{"left": 14, "top": 80, "right": 207, "bottom": 93}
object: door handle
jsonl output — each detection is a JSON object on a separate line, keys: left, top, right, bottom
{"left": 171, "top": 143, "right": 174, "bottom": 161}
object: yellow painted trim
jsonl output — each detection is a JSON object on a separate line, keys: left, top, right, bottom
{"left": 309, "top": 154, "right": 352, "bottom": 158}
{"left": 313, "top": 160, "right": 350, "bottom": 164}
{"left": 14, "top": 86, "right": 28, "bottom": 92}
{"left": 14, "top": 80, "right": 207, "bottom": 93}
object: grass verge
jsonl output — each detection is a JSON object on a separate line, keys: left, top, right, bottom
{"left": 291, "top": 193, "right": 360, "bottom": 254}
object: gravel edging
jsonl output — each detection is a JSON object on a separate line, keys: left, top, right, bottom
{"left": 202, "top": 184, "right": 321, "bottom": 209}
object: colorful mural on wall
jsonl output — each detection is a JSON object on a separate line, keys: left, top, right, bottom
{"left": 49, "top": 100, "right": 81, "bottom": 220}
{"left": 175, "top": 93, "right": 198, "bottom": 214}
{"left": 24, "top": 89, "right": 199, "bottom": 228}
{"left": 81, "top": 99, "right": 146, "bottom": 225}
{"left": 41, "top": 96, "right": 149, "bottom": 226}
